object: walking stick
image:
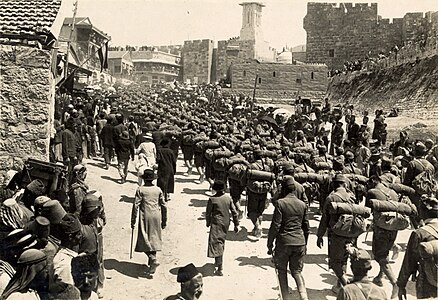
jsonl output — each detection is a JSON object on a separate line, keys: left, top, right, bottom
{"left": 130, "top": 228, "right": 134, "bottom": 259}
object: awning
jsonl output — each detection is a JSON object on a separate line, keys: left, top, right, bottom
{"left": 68, "top": 62, "right": 92, "bottom": 76}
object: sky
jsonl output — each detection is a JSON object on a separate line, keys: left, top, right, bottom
{"left": 53, "top": 0, "right": 438, "bottom": 49}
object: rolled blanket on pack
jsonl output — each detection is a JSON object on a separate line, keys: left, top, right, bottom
{"left": 315, "top": 161, "right": 333, "bottom": 171}
{"left": 369, "top": 199, "right": 416, "bottom": 215}
{"left": 345, "top": 174, "right": 368, "bottom": 185}
{"left": 228, "top": 164, "right": 247, "bottom": 182}
{"left": 262, "top": 150, "right": 278, "bottom": 159}
{"left": 294, "top": 172, "right": 326, "bottom": 185}
{"left": 241, "top": 144, "right": 253, "bottom": 152}
{"left": 294, "top": 147, "right": 313, "bottom": 153}
{"left": 192, "top": 136, "right": 209, "bottom": 144}
{"left": 212, "top": 149, "right": 233, "bottom": 159}
{"left": 294, "top": 173, "right": 310, "bottom": 183}
{"left": 387, "top": 183, "right": 416, "bottom": 196}
{"left": 419, "top": 240, "right": 438, "bottom": 258}
{"left": 246, "top": 169, "right": 275, "bottom": 182}
{"left": 226, "top": 157, "right": 248, "bottom": 168}
{"left": 266, "top": 143, "right": 281, "bottom": 151}
{"left": 329, "top": 202, "right": 371, "bottom": 216}
{"left": 204, "top": 141, "right": 220, "bottom": 149}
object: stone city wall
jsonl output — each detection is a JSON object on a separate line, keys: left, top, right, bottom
{"left": 304, "top": 2, "right": 438, "bottom": 70}
{"left": 231, "top": 61, "right": 328, "bottom": 94}
{"left": 0, "top": 45, "right": 55, "bottom": 179}
{"left": 182, "top": 39, "right": 214, "bottom": 84}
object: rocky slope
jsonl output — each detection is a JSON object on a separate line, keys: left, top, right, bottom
{"left": 326, "top": 55, "right": 438, "bottom": 119}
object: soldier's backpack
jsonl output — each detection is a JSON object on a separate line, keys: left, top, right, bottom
{"left": 411, "top": 159, "right": 437, "bottom": 195}
{"left": 182, "top": 134, "right": 194, "bottom": 146}
{"left": 418, "top": 224, "right": 438, "bottom": 288}
{"left": 330, "top": 192, "right": 368, "bottom": 238}
{"left": 332, "top": 214, "right": 367, "bottom": 238}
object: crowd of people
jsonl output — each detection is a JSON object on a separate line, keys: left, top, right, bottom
{"left": 0, "top": 81, "right": 438, "bottom": 300}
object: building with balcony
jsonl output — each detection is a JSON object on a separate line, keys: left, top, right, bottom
{"left": 131, "top": 49, "right": 182, "bottom": 84}
{"left": 108, "top": 50, "right": 134, "bottom": 79}
{"left": 58, "top": 17, "right": 113, "bottom": 84}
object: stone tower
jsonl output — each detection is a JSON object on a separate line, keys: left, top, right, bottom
{"left": 239, "top": 2, "right": 265, "bottom": 42}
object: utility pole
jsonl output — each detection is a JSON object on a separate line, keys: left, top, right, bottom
{"left": 64, "top": 0, "right": 78, "bottom": 81}
{"left": 251, "top": 74, "right": 258, "bottom": 121}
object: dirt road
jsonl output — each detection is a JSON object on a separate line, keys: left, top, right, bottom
{"left": 85, "top": 154, "right": 417, "bottom": 300}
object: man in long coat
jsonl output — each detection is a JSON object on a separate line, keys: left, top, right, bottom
{"left": 157, "top": 139, "right": 177, "bottom": 201}
{"left": 131, "top": 170, "right": 167, "bottom": 275}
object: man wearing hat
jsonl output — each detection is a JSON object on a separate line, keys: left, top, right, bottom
{"left": 165, "top": 263, "right": 203, "bottom": 300}
{"left": 397, "top": 196, "right": 438, "bottom": 299}
{"left": 206, "top": 180, "right": 239, "bottom": 276}
{"left": 366, "top": 175, "right": 402, "bottom": 299}
{"left": 100, "top": 115, "right": 115, "bottom": 169}
{"left": 20, "top": 179, "right": 47, "bottom": 212}
{"left": 115, "top": 130, "right": 135, "bottom": 184}
{"left": 403, "top": 141, "right": 435, "bottom": 226}
{"left": 62, "top": 117, "right": 79, "bottom": 183}
{"left": 316, "top": 173, "right": 357, "bottom": 293}
{"left": 156, "top": 138, "right": 176, "bottom": 201}
{"left": 136, "top": 131, "right": 157, "bottom": 171}
{"left": 68, "top": 164, "right": 89, "bottom": 217}
{"left": 337, "top": 248, "right": 387, "bottom": 300}
{"left": 267, "top": 177, "right": 310, "bottom": 300}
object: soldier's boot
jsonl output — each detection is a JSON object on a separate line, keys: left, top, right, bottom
{"left": 382, "top": 263, "right": 398, "bottom": 299}
{"left": 292, "top": 273, "right": 308, "bottom": 300}
{"left": 214, "top": 264, "right": 223, "bottom": 276}
{"left": 373, "top": 270, "right": 384, "bottom": 287}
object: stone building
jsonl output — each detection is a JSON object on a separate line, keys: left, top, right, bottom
{"left": 230, "top": 60, "right": 328, "bottom": 100}
{"left": 215, "top": 2, "right": 277, "bottom": 82}
{"left": 182, "top": 39, "right": 214, "bottom": 84}
{"left": 58, "top": 17, "right": 113, "bottom": 85}
{"left": 304, "top": 2, "right": 438, "bottom": 70}
{"left": 0, "top": 0, "right": 61, "bottom": 177}
{"left": 108, "top": 51, "right": 134, "bottom": 80}
{"left": 132, "top": 49, "right": 182, "bottom": 84}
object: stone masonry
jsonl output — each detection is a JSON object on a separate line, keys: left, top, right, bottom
{"left": 231, "top": 61, "right": 328, "bottom": 101}
{"left": 0, "top": 45, "right": 55, "bottom": 179}
{"left": 304, "top": 2, "right": 438, "bottom": 70}
{"left": 182, "top": 39, "right": 214, "bottom": 84}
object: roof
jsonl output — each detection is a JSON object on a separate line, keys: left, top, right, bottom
{"left": 132, "top": 58, "right": 180, "bottom": 67}
{"left": 108, "top": 51, "right": 130, "bottom": 60}
{"left": 0, "top": 0, "right": 62, "bottom": 47}
{"left": 62, "top": 16, "right": 110, "bottom": 40}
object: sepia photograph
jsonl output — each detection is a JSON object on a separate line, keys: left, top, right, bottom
{"left": 0, "top": 0, "right": 437, "bottom": 299}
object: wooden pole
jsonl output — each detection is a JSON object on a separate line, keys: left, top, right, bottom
{"left": 64, "top": 0, "right": 78, "bottom": 80}
{"left": 251, "top": 74, "right": 258, "bottom": 121}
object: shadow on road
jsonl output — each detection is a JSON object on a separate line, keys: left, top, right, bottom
{"left": 175, "top": 177, "right": 197, "bottom": 183}
{"left": 120, "top": 195, "right": 135, "bottom": 203}
{"left": 86, "top": 161, "right": 105, "bottom": 169}
{"left": 235, "top": 256, "right": 273, "bottom": 270}
{"left": 189, "top": 199, "right": 207, "bottom": 207}
{"left": 226, "top": 227, "right": 257, "bottom": 243}
{"left": 101, "top": 175, "right": 120, "bottom": 184}
{"left": 303, "top": 253, "right": 328, "bottom": 265}
{"left": 104, "top": 258, "right": 147, "bottom": 278}
{"left": 197, "top": 211, "right": 206, "bottom": 221}
{"left": 183, "top": 187, "right": 209, "bottom": 195}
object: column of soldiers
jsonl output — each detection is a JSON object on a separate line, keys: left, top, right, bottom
{"left": 1, "top": 82, "right": 438, "bottom": 300}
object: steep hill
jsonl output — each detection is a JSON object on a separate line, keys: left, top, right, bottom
{"left": 326, "top": 55, "right": 438, "bottom": 119}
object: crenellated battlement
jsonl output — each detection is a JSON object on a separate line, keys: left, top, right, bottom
{"left": 304, "top": 2, "right": 438, "bottom": 69}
